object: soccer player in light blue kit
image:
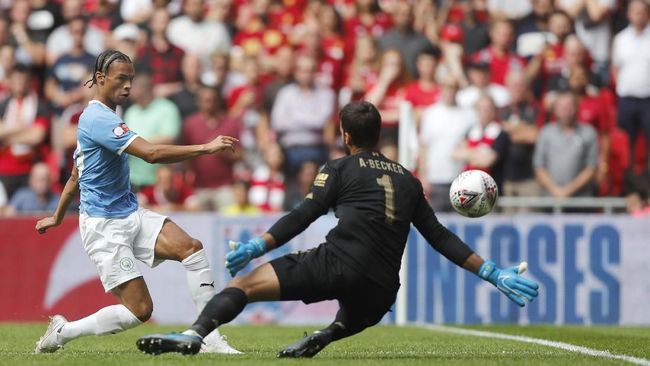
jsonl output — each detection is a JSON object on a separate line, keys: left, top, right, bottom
{"left": 34, "top": 50, "right": 240, "bottom": 354}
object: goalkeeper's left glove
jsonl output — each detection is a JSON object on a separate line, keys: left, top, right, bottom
{"left": 225, "top": 237, "right": 266, "bottom": 277}
{"left": 478, "top": 260, "right": 539, "bottom": 307}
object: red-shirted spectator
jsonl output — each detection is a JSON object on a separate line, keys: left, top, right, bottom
{"left": 182, "top": 85, "right": 242, "bottom": 211}
{"left": 249, "top": 142, "right": 286, "bottom": 212}
{"left": 344, "top": 0, "right": 391, "bottom": 63}
{"left": 341, "top": 35, "right": 379, "bottom": 103}
{"left": 364, "top": 48, "right": 411, "bottom": 144}
{"left": 0, "top": 64, "right": 49, "bottom": 200}
{"left": 136, "top": 8, "right": 184, "bottom": 98}
{"left": 453, "top": 94, "right": 509, "bottom": 187}
{"left": 567, "top": 65, "right": 612, "bottom": 184}
{"left": 525, "top": 10, "right": 573, "bottom": 96}
{"left": 138, "top": 166, "right": 198, "bottom": 212}
{"left": 471, "top": 19, "right": 526, "bottom": 86}
{"left": 403, "top": 46, "right": 441, "bottom": 121}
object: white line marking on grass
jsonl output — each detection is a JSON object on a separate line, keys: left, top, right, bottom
{"left": 420, "top": 324, "right": 650, "bottom": 366}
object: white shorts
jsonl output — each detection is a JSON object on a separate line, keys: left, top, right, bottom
{"left": 79, "top": 208, "right": 167, "bottom": 292}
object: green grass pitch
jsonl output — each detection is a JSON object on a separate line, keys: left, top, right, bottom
{"left": 1, "top": 324, "right": 649, "bottom": 365}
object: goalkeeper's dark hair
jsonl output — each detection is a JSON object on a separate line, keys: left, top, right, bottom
{"left": 339, "top": 101, "right": 381, "bottom": 148}
{"left": 84, "top": 50, "right": 132, "bottom": 88}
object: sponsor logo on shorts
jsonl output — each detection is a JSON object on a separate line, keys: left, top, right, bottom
{"left": 119, "top": 257, "right": 134, "bottom": 271}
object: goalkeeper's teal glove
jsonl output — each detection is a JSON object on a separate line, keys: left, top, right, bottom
{"left": 225, "top": 237, "right": 266, "bottom": 277}
{"left": 478, "top": 260, "right": 539, "bottom": 307}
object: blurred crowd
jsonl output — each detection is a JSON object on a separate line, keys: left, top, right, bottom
{"left": 0, "top": 0, "right": 648, "bottom": 217}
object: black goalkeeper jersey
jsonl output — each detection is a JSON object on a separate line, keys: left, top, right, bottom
{"left": 268, "top": 150, "right": 473, "bottom": 292}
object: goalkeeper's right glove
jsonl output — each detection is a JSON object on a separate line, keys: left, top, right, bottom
{"left": 478, "top": 260, "right": 539, "bottom": 307}
{"left": 225, "top": 237, "right": 266, "bottom": 277}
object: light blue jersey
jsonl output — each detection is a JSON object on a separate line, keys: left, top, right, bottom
{"left": 74, "top": 100, "right": 139, "bottom": 218}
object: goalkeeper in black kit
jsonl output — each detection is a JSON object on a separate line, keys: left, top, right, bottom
{"left": 137, "top": 101, "right": 539, "bottom": 357}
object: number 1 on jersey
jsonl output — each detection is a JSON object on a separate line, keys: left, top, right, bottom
{"left": 376, "top": 174, "right": 395, "bottom": 224}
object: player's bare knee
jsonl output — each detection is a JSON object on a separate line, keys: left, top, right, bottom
{"left": 130, "top": 301, "right": 154, "bottom": 322}
{"left": 179, "top": 238, "right": 203, "bottom": 260}
{"left": 226, "top": 277, "right": 251, "bottom": 296}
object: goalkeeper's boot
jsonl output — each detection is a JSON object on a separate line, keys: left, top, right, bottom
{"left": 35, "top": 315, "right": 67, "bottom": 353}
{"left": 136, "top": 333, "right": 202, "bottom": 355}
{"left": 277, "top": 331, "right": 331, "bottom": 358}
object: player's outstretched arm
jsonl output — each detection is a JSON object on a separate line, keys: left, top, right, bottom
{"left": 35, "top": 165, "right": 80, "bottom": 234}
{"left": 124, "top": 135, "right": 238, "bottom": 164}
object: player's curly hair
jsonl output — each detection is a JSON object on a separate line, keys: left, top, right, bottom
{"left": 84, "top": 49, "right": 132, "bottom": 88}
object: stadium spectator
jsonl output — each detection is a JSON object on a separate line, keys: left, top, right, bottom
{"left": 296, "top": 22, "right": 344, "bottom": 92}
{"left": 46, "top": 0, "right": 106, "bottom": 65}
{"left": 456, "top": 61, "right": 510, "bottom": 109}
{"left": 4, "top": 162, "right": 60, "bottom": 215}
{"left": 625, "top": 173, "right": 650, "bottom": 216}
{"left": 403, "top": 46, "right": 441, "bottom": 122}
{"left": 8, "top": 0, "right": 47, "bottom": 67}
{"left": 534, "top": 92, "right": 599, "bottom": 198}
{"left": 558, "top": 0, "right": 615, "bottom": 85}
{"left": 498, "top": 71, "right": 542, "bottom": 202}
{"left": 471, "top": 19, "right": 526, "bottom": 86}
{"left": 137, "top": 166, "right": 199, "bottom": 212}
{"left": 313, "top": 3, "right": 346, "bottom": 90}
{"left": 136, "top": 8, "right": 184, "bottom": 98}
{"left": 110, "top": 23, "right": 141, "bottom": 61}
{"left": 44, "top": 16, "right": 94, "bottom": 113}
{"left": 364, "top": 49, "right": 410, "bottom": 144}
{"left": 487, "top": 0, "right": 532, "bottom": 20}
{"left": 340, "top": 35, "right": 379, "bottom": 103}
{"left": 169, "top": 53, "right": 202, "bottom": 120}
{"left": 0, "top": 181, "right": 7, "bottom": 213}
{"left": 220, "top": 180, "right": 261, "bottom": 216}
{"left": 612, "top": 0, "right": 650, "bottom": 175}
{"left": 454, "top": 0, "right": 491, "bottom": 56}
{"left": 516, "top": 0, "right": 553, "bottom": 37}
{"left": 182, "top": 84, "right": 241, "bottom": 211}
{"left": 249, "top": 142, "right": 286, "bottom": 213}
{"left": 120, "top": 0, "right": 154, "bottom": 24}
{"left": 227, "top": 56, "right": 265, "bottom": 167}
{"left": 271, "top": 54, "right": 336, "bottom": 178}
{"left": 343, "top": 0, "right": 392, "bottom": 60}
{"left": 258, "top": 45, "right": 295, "bottom": 151}
{"left": 167, "top": 0, "right": 231, "bottom": 63}
{"left": 544, "top": 35, "right": 596, "bottom": 107}
{"left": 378, "top": 1, "right": 433, "bottom": 77}
{"left": 453, "top": 94, "right": 509, "bottom": 188}
{"left": 418, "top": 77, "right": 476, "bottom": 212}
{"left": 124, "top": 72, "right": 181, "bottom": 190}
{"left": 0, "top": 45, "right": 17, "bottom": 98}
{"left": 283, "top": 160, "right": 319, "bottom": 211}
{"left": 436, "top": 23, "right": 469, "bottom": 86}
{"left": 567, "top": 65, "right": 612, "bottom": 183}
{"left": 524, "top": 10, "right": 574, "bottom": 96}
{"left": 0, "top": 64, "right": 49, "bottom": 199}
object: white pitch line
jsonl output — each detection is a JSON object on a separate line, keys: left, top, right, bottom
{"left": 420, "top": 324, "right": 650, "bottom": 366}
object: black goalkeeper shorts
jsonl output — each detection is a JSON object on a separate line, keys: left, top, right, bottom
{"left": 270, "top": 243, "right": 396, "bottom": 324}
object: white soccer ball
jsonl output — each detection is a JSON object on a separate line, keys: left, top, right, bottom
{"left": 449, "top": 170, "right": 498, "bottom": 218}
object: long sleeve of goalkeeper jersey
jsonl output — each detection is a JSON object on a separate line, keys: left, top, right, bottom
{"left": 267, "top": 162, "right": 339, "bottom": 246}
{"left": 411, "top": 180, "right": 474, "bottom": 266}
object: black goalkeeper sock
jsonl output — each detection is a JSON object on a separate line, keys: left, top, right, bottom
{"left": 190, "top": 287, "right": 248, "bottom": 337}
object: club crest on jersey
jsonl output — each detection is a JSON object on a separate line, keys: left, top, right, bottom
{"left": 458, "top": 190, "right": 480, "bottom": 208}
{"left": 112, "top": 123, "right": 130, "bottom": 138}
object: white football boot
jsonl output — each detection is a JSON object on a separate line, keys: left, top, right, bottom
{"left": 200, "top": 330, "right": 242, "bottom": 354}
{"left": 34, "top": 315, "right": 67, "bottom": 353}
